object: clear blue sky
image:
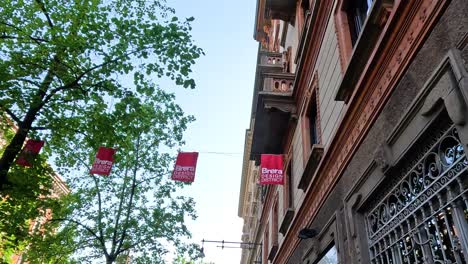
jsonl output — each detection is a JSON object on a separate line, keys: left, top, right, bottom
{"left": 168, "top": 0, "right": 258, "bottom": 263}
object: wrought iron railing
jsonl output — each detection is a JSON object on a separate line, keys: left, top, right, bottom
{"left": 366, "top": 126, "right": 468, "bottom": 263}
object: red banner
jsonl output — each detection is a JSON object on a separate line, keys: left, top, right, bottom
{"left": 15, "top": 139, "right": 45, "bottom": 167}
{"left": 90, "top": 147, "right": 116, "bottom": 176}
{"left": 259, "top": 154, "right": 284, "bottom": 185}
{"left": 171, "top": 152, "right": 199, "bottom": 182}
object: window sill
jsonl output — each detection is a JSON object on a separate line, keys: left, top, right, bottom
{"left": 298, "top": 144, "right": 324, "bottom": 191}
{"left": 279, "top": 208, "right": 295, "bottom": 235}
{"left": 335, "top": 0, "right": 393, "bottom": 102}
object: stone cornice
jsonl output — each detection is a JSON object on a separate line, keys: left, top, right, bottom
{"left": 274, "top": 0, "right": 450, "bottom": 263}
{"left": 238, "top": 128, "right": 253, "bottom": 217}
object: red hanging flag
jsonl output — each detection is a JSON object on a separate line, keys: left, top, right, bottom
{"left": 90, "top": 147, "right": 116, "bottom": 176}
{"left": 16, "top": 139, "right": 45, "bottom": 167}
{"left": 171, "top": 152, "right": 199, "bottom": 182}
{"left": 259, "top": 154, "right": 284, "bottom": 185}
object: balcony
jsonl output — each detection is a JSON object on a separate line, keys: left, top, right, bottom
{"left": 262, "top": 73, "right": 294, "bottom": 94}
{"left": 254, "top": 0, "right": 296, "bottom": 41}
{"left": 266, "top": 0, "right": 296, "bottom": 21}
{"left": 250, "top": 72, "right": 296, "bottom": 162}
{"left": 258, "top": 51, "right": 284, "bottom": 73}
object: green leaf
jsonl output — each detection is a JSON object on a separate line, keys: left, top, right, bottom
{"left": 0, "top": 0, "right": 204, "bottom": 262}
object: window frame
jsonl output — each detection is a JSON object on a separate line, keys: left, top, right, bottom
{"left": 334, "top": 0, "right": 394, "bottom": 79}
{"left": 347, "top": 0, "right": 373, "bottom": 45}
{"left": 314, "top": 243, "right": 339, "bottom": 264}
{"left": 283, "top": 153, "right": 293, "bottom": 215}
{"left": 300, "top": 72, "right": 321, "bottom": 166}
{"left": 271, "top": 196, "right": 279, "bottom": 247}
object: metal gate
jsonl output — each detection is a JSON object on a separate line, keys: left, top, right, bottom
{"left": 366, "top": 125, "right": 468, "bottom": 264}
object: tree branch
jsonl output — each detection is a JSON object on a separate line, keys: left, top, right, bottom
{"left": 34, "top": 0, "right": 55, "bottom": 28}
{"left": 71, "top": 153, "right": 109, "bottom": 256}
{"left": 46, "top": 218, "right": 112, "bottom": 261}
{"left": 16, "top": 77, "right": 43, "bottom": 88}
{"left": 0, "top": 22, "right": 49, "bottom": 44}
{"left": 30, "top": 126, "right": 51, "bottom": 131}
{"left": 115, "top": 232, "right": 163, "bottom": 256}
{"left": 115, "top": 133, "right": 141, "bottom": 255}
{"left": 135, "top": 173, "right": 170, "bottom": 186}
{"left": 0, "top": 107, "right": 22, "bottom": 125}
{"left": 0, "top": 34, "right": 48, "bottom": 44}
{"left": 41, "top": 47, "right": 152, "bottom": 105}
{"left": 91, "top": 175, "right": 108, "bottom": 256}
{"left": 49, "top": 218, "right": 103, "bottom": 245}
{"left": 110, "top": 164, "right": 130, "bottom": 255}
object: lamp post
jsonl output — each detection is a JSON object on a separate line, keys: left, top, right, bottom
{"left": 199, "top": 239, "right": 263, "bottom": 261}
{"left": 201, "top": 239, "right": 262, "bottom": 250}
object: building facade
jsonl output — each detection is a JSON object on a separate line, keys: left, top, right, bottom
{"left": 10, "top": 173, "right": 69, "bottom": 263}
{"left": 0, "top": 118, "right": 70, "bottom": 263}
{"left": 238, "top": 0, "right": 468, "bottom": 263}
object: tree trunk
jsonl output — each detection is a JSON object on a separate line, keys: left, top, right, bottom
{"left": 0, "top": 104, "right": 43, "bottom": 190}
{"left": 0, "top": 126, "right": 29, "bottom": 188}
{"left": 106, "top": 256, "right": 115, "bottom": 264}
{"left": 0, "top": 64, "right": 55, "bottom": 191}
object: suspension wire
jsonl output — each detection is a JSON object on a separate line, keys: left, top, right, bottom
{"left": 197, "top": 151, "right": 242, "bottom": 156}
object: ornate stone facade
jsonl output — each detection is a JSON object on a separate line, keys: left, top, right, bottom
{"left": 239, "top": 0, "right": 468, "bottom": 263}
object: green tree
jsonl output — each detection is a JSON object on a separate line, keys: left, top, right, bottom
{"left": 172, "top": 256, "right": 216, "bottom": 264}
{"left": 22, "top": 90, "right": 201, "bottom": 263}
{"left": 0, "top": 0, "right": 203, "bottom": 190}
{"left": 172, "top": 256, "right": 195, "bottom": 264}
{"left": 0, "top": 117, "right": 71, "bottom": 263}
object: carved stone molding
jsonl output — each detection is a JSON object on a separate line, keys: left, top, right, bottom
{"left": 373, "top": 143, "right": 392, "bottom": 171}
{"left": 263, "top": 96, "right": 296, "bottom": 114}
{"left": 420, "top": 50, "right": 468, "bottom": 126}
{"left": 385, "top": 49, "right": 468, "bottom": 167}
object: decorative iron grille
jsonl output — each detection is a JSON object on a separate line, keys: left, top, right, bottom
{"left": 366, "top": 125, "right": 468, "bottom": 263}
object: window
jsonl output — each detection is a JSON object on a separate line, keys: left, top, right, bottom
{"left": 299, "top": 72, "right": 323, "bottom": 172}
{"left": 316, "top": 245, "right": 338, "bottom": 264}
{"left": 296, "top": 72, "right": 325, "bottom": 189}
{"left": 347, "top": 0, "right": 373, "bottom": 45}
{"left": 307, "top": 100, "right": 319, "bottom": 146}
{"left": 334, "top": 0, "right": 378, "bottom": 72}
{"left": 283, "top": 161, "right": 293, "bottom": 214}
{"left": 302, "top": 79, "right": 321, "bottom": 153}
{"left": 280, "top": 156, "right": 295, "bottom": 234}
